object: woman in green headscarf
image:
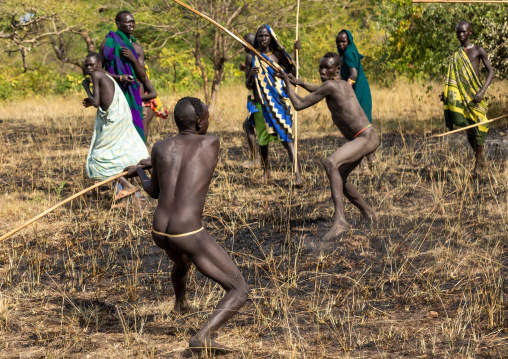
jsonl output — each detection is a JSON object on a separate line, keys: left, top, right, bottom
{"left": 336, "top": 29, "right": 372, "bottom": 124}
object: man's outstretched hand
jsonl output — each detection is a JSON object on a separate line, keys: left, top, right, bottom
{"left": 274, "top": 71, "right": 289, "bottom": 82}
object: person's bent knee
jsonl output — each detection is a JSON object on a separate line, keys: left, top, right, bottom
{"left": 228, "top": 277, "right": 249, "bottom": 301}
{"left": 323, "top": 158, "right": 336, "bottom": 173}
{"left": 237, "top": 282, "right": 250, "bottom": 303}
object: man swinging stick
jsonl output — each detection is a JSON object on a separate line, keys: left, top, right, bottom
{"left": 125, "top": 97, "right": 249, "bottom": 354}
{"left": 277, "top": 52, "right": 379, "bottom": 240}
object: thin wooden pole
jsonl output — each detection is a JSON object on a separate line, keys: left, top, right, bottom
{"left": 431, "top": 114, "right": 508, "bottom": 138}
{"left": 0, "top": 171, "right": 128, "bottom": 243}
{"left": 169, "top": 0, "right": 278, "bottom": 71}
{"left": 294, "top": 0, "right": 300, "bottom": 174}
{"left": 413, "top": 0, "right": 508, "bottom": 3}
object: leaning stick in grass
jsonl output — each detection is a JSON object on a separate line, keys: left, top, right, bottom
{"left": 168, "top": 0, "right": 278, "bottom": 71}
{"left": 0, "top": 171, "right": 128, "bottom": 243}
{"left": 294, "top": 0, "right": 300, "bottom": 174}
{"left": 431, "top": 114, "right": 508, "bottom": 138}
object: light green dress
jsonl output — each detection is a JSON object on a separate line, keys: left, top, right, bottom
{"left": 86, "top": 74, "right": 149, "bottom": 179}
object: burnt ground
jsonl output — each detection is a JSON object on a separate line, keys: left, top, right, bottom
{"left": 0, "top": 117, "right": 507, "bottom": 358}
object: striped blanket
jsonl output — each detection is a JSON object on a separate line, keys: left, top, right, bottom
{"left": 444, "top": 48, "right": 489, "bottom": 145}
{"left": 86, "top": 74, "right": 149, "bottom": 180}
{"left": 103, "top": 30, "right": 145, "bottom": 141}
{"left": 248, "top": 25, "right": 295, "bottom": 143}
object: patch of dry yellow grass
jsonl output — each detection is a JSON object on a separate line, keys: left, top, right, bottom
{"left": 0, "top": 80, "right": 507, "bottom": 358}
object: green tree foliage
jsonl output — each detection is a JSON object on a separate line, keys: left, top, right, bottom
{"left": 0, "top": 0, "right": 384, "bottom": 101}
{"left": 376, "top": 1, "right": 508, "bottom": 81}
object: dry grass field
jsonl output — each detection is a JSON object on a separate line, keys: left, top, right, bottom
{"left": 0, "top": 80, "right": 507, "bottom": 358}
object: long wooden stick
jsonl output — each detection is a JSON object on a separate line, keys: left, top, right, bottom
{"left": 169, "top": 0, "right": 277, "bottom": 71}
{"left": 431, "top": 114, "right": 508, "bottom": 138}
{"left": 413, "top": 0, "right": 508, "bottom": 3}
{"left": 294, "top": 0, "right": 300, "bottom": 174}
{"left": 0, "top": 171, "right": 128, "bottom": 243}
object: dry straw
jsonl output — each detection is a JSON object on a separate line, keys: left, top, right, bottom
{"left": 431, "top": 113, "right": 508, "bottom": 138}
{"left": 413, "top": 0, "right": 508, "bottom": 3}
{"left": 0, "top": 171, "right": 128, "bottom": 243}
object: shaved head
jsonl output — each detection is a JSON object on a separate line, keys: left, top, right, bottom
{"left": 243, "top": 33, "right": 255, "bottom": 46}
{"left": 456, "top": 20, "right": 471, "bottom": 30}
{"left": 322, "top": 52, "right": 342, "bottom": 68}
{"left": 174, "top": 97, "right": 205, "bottom": 131}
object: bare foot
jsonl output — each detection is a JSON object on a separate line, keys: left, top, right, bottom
{"left": 173, "top": 299, "right": 192, "bottom": 314}
{"left": 323, "top": 219, "right": 351, "bottom": 242}
{"left": 473, "top": 161, "right": 484, "bottom": 177}
{"left": 361, "top": 208, "right": 377, "bottom": 223}
{"left": 294, "top": 171, "right": 303, "bottom": 187}
{"left": 189, "top": 334, "right": 234, "bottom": 356}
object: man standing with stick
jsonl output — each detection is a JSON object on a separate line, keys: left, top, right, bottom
{"left": 245, "top": 25, "right": 303, "bottom": 186}
{"left": 439, "top": 20, "right": 494, "bottom": 176}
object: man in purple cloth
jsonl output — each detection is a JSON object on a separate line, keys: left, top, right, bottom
{"left": 99, "top": 10, "right": 147, "bottom": 141}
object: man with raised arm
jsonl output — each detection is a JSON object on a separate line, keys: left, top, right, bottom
{"left": 81, "top": 52, "right": 149, "bottom": 196}
{"left": 439, "top": 20, "right": 494, "bottom": 176}
{"left": 277, "top": 52, "right": 379, "bottom": 241}
{"left": 245, "top": 25, "right": 302, "bottom": 185}
{"left": 125, "top": 97, "right": 249, "bottom": 355}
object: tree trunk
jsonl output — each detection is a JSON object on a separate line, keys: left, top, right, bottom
{"left": 209, "top": 59, "right": 225, "bottom": 114}
{"left": 80, "top": 30, "right": 95, "bottom": 53}
{"left": 193, "top": 20, "right": 210, "bottom": 106}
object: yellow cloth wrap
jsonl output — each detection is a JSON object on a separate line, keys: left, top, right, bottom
{"left": 443, "top": 48, "right": 489, "bottom": 145}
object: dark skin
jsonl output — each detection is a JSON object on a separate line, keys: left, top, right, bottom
{"left": 100, "top": 12, "right": 157, "bottom": 142}
{"left": 127, "top": 42, "right": 157, "bottom": 141}
{"left": 125, "top": 101, "right": 249, "bottom": 354}
{"left": 81, "top": 56, "right": 114, "bottom": 111}
{"left": 336, "top": 32, "right": 358, "bottom": 82}
{"left": 277, "top": 56, "right": 380, "bottom": 240}
{"left": 337, "top": 31, "right": 376, "bottom": 165}
{"left": 245, "top": 26, "right": 302, "bottom": 185}
{"left": 240, "top": 33, "right": 260, "bottom": 167}
{"left": 439, "top": 21, "right": 494, "bottom": 175}
{"left": 82, "top": 55, "right": 137, "bottom": 197}
{"left": 99, "top": 13, "right": 136, "bottom": 86}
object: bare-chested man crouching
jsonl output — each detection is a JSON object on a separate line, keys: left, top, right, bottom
{"left": 125, "top": 97, "right": 249, "bottom": 354}
{"left": 277, "top": 52, "right": 379, "bottom": 241}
